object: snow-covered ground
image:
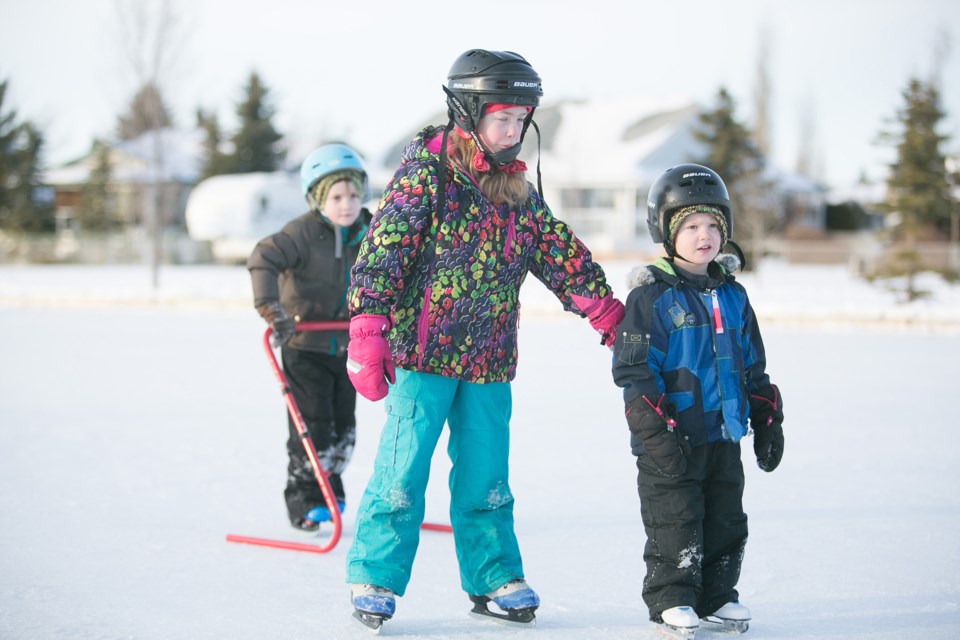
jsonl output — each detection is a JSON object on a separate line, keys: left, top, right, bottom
{"left": 1, "top": 261, "right": 959, "bottom": 639}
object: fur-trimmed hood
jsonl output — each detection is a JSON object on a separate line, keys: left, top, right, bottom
{"left": 627, "top": 253, "right": 741, "bottom": 290}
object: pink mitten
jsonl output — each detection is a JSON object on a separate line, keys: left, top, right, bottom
{"left": 346, "top": 314, "right": 396, "bottom": 401}
{"left": 571, "top": 294, "right": 625, "bottom": 348}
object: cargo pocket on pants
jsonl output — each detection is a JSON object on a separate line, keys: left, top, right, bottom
{"left": 379, "top": 394, "right": 416, "bottom": 469}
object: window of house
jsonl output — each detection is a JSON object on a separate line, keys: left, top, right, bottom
{"left": 560, "top": 188, "right": 616, "bottom": 210}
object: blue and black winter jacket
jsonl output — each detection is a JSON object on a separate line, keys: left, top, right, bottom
{"left": 612, "top": 256, "right": 770, "bottom": 455}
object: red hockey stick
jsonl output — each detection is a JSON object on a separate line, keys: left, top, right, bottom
{"left": 227, "top": 321, "right": 451, "bottom": 554}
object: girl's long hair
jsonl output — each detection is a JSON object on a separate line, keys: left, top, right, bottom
{"left": 446, "top": 133, "right": 530, "bottom": 207}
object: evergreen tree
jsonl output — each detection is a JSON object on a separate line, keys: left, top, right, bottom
{"left": 116, "top": 82, "right": 174, "bottom": 140}
{"left": 196, "top": 108, "right": 230, "bottom": 179}
{"left": 878, "top": 77, "right": 953, "bottom": 299}
{"left": 695, "top": 88, "right": 761, "bottom": 185}
{"left": 77, "top": 140, "right": 115, "bottom": 231}
{"left": 692, "top": 87, "right": 774, "bottom": 268}
{"left": 0, "top": 78, "right": 54, "bottom": 233}
{"left": 227, "top": 72, "right": 284, "bottom": 173}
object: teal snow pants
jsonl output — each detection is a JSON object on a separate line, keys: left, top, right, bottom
{"left": 345, "top": 368, "right": 524, "bottom": 597}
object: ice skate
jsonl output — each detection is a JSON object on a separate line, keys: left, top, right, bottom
{"left": 469, "top": 578, "right": 539, "bottom": 627}
{"left": 701, "top": 600, "right": 750, "bottom": 633}
{"left": 656, "top": 605, "right": 700, "bottom": 639}
{"left": 351, "top": 584, "right": 395, "bottom": 634}
{"left": 292, "top": 501, "right": 345, "bottom": 532}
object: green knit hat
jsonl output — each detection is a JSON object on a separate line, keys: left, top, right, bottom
{"left": 668, "top": 204, "right": 728, "bottom": 246}
{"left": 310, "top": 169, "right": 365, "bottom": 211}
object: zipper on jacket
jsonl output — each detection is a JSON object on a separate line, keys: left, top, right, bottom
{"left": 503, "top": 210, "right": 516, "bottom": 258}
{"left": 417, "top": 287, "right": 431, "bottom": 368}
{"left": 704, "top": 287, "right": 742, "bottom": 440}
{"left": 415, "top": 166, "right": 448, "bottom": 370}
{"left": 697, "top": 286, "right": 731, "bottom": 438}
{"left": 709, "top": 289, "right": 724, "bottom": 334}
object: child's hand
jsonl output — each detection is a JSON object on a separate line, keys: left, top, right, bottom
{"left": 570, "top": 294, "right": 625, "bottom": 348}
{"left": 346, "top": 314, "right": 396, "bottom": 401}
{"left": 257, "top": 301, "right": 296, "bottom": 347}
{"left": 625, "top": 394, "right": 689, "bottom": 476}
{"left": 749, "top": 384, "right": 784, "bottom": 472}
{"left": 753, "top": 421, "right": 784, "bottom": 472}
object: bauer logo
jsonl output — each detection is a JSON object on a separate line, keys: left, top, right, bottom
{"left": 512, "top": 81, "right": 540, "bottom": 88}
{"left": 451, "top": 82, "right": 478, "bottom": 89}
{"left": 682, "top": 172, "right": 712, "bottom": 179}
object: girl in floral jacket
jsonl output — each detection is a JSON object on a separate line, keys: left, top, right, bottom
{"left": 344, "top": 49, "right": 624, "bottom": 631}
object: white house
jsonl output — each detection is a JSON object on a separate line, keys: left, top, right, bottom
{"left": 527, "top": 96, "right": 703, "bottom": 255}
{"left": 43, "top": 128, "right": 203, "bottom": 232}
{"left": 184, "top": 171, "right": 304, "bottom": 263}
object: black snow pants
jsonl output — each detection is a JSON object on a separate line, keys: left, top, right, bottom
{"left": 281, "top": 345, "right": 357, "bottom": 524}
{"left": 636, "top": 441, "right": 747, "bottom": 622}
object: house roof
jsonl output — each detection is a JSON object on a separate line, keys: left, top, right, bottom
{"left": 43, "top": 128, "right": 202, "bottom": 186}
{"left": 532, "top": 96, "right": 701, "bottom": 185}
{"left": 374, "top": 96, "right": 705, "bottom": 188}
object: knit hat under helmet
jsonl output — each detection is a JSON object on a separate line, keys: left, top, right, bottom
{"left": 668, "top": 204, "right": 729, "bottom": 246}
{"left": 311, "top": 169, "right": 365, "bottom": 211}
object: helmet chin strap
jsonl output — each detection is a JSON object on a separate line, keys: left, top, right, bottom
{"left": 664, "top": 242, "right": 685, "bottom": 263}
{"left": 468, "top": 130, "right": 523, "bottom": 166}
{"left": 667, "top": 240, "right": 748, "bottom": 271}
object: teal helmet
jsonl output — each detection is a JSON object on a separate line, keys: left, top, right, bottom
{"left": 299, "top": 143, "right": 367, "bottom": 199}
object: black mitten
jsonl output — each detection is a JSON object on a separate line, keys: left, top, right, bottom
{"left": 625, "top": 394, "right": 689, "bottom": 476}
{"left": 754, "top": 421, "right": 784, "bottom": 472}
{"left": 257, "top": 301, "right": 296, "bottom": 347}
{"left": 749, "top": 383, "right": 784, "bottom": 472}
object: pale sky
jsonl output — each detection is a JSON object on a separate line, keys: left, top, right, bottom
{"left": 1, "top": 0, "right": 959, "bottom": 187}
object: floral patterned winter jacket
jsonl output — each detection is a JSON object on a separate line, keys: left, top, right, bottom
{"left": 348, "top": 126, "right": 614, "bottom": 383}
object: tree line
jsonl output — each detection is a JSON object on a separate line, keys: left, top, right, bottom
{"left": 1, "top": 70, "right": 956, "bottom": 289}
{"left": 0, "top": 70, "right": 285, "bottom": 234}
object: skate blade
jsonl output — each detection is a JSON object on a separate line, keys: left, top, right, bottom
{"left": 656, "top": 622, "right": 698, "bottom": 639}
{"left": 468, "top": 596, "right": 536, "bottom": 628}
{"left": 700, "top": 616, "right": 749, "bottom": 633}
{"left": 352, "top": 610, "right": 386, "bottom": 634}
{"left": 468, "top": 609, "right": 536, "bottom": 628}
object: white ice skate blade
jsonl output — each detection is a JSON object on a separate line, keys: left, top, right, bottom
{"left": 352, "top": 610, "right": 384, "bottom": 635}
{"left": 700, "top": 615, "right": 749, "bottom": 633}
{"left": 655, "top": 622, "right": 698, "bottom": 639}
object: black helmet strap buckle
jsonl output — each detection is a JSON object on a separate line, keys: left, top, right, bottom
{"left": 443, "top": 85, "right": 533, "bottom": 168}
{"left": 443, "top": 85, "right": 473, "bottom": 131}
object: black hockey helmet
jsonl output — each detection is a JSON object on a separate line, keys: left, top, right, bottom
{"left": 646, "top": 163, "right": 733, "bottom": 245}
{"left": 433, "top": 49, "right": 546, "bottom": 210}
{"left": 443, "top": 49, "right": 543, "bottom": 134}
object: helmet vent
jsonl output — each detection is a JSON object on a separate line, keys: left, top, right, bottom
{"left": 705, "top": 178, "right": 718, "bottom": 185}
{"left": 678, "top": 179, "right": 693, "bottom": 187}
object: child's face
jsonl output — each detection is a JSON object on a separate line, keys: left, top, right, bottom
{"left": 673, "top": 212, "right": 722, "bottom": 274}
{"left": 476, "top": 106, "right": 529, "bottom": 153}
{"left": 322, "top": 180, "right": 362, "bottom": 226}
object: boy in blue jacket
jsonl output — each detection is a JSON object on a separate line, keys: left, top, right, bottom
{"left": 612, "top": 164, "right": 784, "bottom": 637}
